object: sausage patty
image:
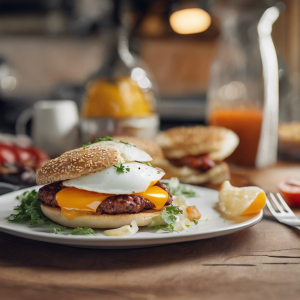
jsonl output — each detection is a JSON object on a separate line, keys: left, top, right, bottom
{"left": 170, "top": 154, "right": 215, "bottom": 171}
{"left": 38, "top": 180, "right": 173, "bottom": 214}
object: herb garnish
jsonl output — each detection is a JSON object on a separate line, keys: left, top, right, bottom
{"left": 8, "top": 190, "right": 95, "bottom": 235}
{"left": 140, "top": 162, "right": 155, "bottom": 168}
{"left": 148, "top": 205, "right": 183, "bottom": 232}
{"left": 113, "top": 163, "right": 130, "bottom": 173}
{"left": 114, "top": 164, "right": 125, "bottom": 173}
{"left": 82, "top": 136, "right": 114, "bottom": 148}
{"left": 164, "top": 177, "right": 196, "bottom": 198}
{"left": 193, "top": 220, "right": 198, "bottom": 225}
{"left": 120, "top": 141, "right": 136, "bottom": 147}
{"left": 82, "top": 142, "right": 92, "bottom": 148}
{"left": 83, "top": 137, "right": 137, "bottom": 149}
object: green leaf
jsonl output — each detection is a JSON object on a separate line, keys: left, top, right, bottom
{"left": 71, "top": 227, "right": 95, "bottom": 235}
{"left": 193, "top": 219, "right": 198, "bottom": 225}
{"left": 82, "top": 142, "right": 92, "bottom": 148}
{"left": 8, "top": 189, "right": 94, "bottom": 235}
{"left": 149, "top": 205, "right": 183, "bottom": 232}
{"left": 154, "top": 224, "right": 174, "bottom": 232}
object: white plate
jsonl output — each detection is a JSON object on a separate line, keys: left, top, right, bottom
{"left": 0, "top": 184, "right": 262, "bottom": 249}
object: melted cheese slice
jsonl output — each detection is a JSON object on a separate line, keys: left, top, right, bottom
{"left": 135, "top": 186, "right": 168, "bottom": 210}
{"left": 56, "top": 184, "right": 168, "bottom": 220}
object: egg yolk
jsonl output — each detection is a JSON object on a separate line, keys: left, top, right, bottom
{"left": 56, "top": 184, "right": 168, "bottom": 220}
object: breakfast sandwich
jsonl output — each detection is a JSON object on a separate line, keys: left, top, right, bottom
{"left": 155, "top": 126, "right": 239, "bottom": 185}
{"left": 36, "top": 138, "right": 173, "bottom": 229}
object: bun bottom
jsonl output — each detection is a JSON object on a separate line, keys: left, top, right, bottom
{"left": 153, "top": 158, "right": 230, "bottom": 185}
{"left": 41, "top": 204, "right": 165, "bottom": 229}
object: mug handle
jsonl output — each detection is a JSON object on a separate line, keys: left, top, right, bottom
{"left": 15, "top": 108, "right": 33, "bottom": 136}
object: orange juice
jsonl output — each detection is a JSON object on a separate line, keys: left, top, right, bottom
{"left": 209, "top": 108, "right": 263, "bottom": 166}
{"left": 81, "top": 77, "right": 154, "bottom": 118}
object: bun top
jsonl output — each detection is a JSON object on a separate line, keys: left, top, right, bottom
{"left": 155, "top": 126, "right": 239, "bottom": 161}
{"left": 113, "top": 136, "right": 164, "bottom": 159}
{"left": 37, "top": 140, "right": 153, "bottom": 185}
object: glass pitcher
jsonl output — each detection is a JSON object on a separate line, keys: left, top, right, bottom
{"left": 207, "top": 1, "right": 279, "bottom": 167}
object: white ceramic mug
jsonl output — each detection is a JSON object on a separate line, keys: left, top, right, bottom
{"left": 16, "top": 100, "right": 80, "bottom": 157}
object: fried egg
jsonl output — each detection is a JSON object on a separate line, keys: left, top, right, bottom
{"left": 62, "top": 162, "right": 165, "bottom": 194}
{"left": 88, "top": 140, "right": 152, "bottom": 163}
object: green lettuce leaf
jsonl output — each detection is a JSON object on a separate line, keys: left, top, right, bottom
{"left": 8, "top": 190, "right": 95, "bottom": 235}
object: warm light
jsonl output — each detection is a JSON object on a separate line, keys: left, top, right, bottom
{"left": 170, "top": 8, "right": 211, "bottom": 34}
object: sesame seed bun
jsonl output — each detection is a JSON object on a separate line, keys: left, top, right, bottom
{"left": 41, "top": 203, "right": 166, "bottom": 229}
{"left": 156, "top": 126, "right": 239, "bottom": 161}
{"left": 113, "top": 135, "right": 164, "bottom": 159}
{"left": 36, "top": 145, "right": 122, "bottom": 185}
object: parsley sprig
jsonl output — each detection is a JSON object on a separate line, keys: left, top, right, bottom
{"left": 120, "top": 141, "right": 136, "bottom": 147}
{"left": 82, "top": 136, "right": 137, "bottom": 149}
{"left": 8, "top": 190, "right": 94, "bottom": 235}
{"left": 82, "top": 136, "right": 114, "bottom": 148}
{"left": 113, "top": 163, "right": 130, "bottom": 174}
{"left": 148, "top": 205, "right": 183, "bottom": 232}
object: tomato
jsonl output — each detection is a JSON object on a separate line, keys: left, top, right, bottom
{"left": 0, "top": 143, "right": 49, "bottom": 170}
{"left": 28, "top": 147, "right": 49, "bottom": 169}
{"left": 12, "top": 146, "right": 36, "bottom": 168}
{"left": 278, "top": 178, "right": 300, "bottom": 206}
{"left": 0, "top": 144, "right": 17, "bottom": 164}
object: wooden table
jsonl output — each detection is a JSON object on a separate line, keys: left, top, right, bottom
{"left": 1, "top": 162, "right": 300, "bottom": 300}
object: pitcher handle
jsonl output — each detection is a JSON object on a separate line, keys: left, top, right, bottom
{"left": 15, "top": 108, "right": 33, "bottom": 136}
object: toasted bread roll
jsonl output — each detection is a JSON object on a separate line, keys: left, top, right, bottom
{"left": 153, "top": 158, "right": 230, "bottom": 185}
{"left": 156, "top": 126, "right": 239, "bottom": 161}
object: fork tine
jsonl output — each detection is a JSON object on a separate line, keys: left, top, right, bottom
{"left": 266, "top": 197, "right": 279, "bottom": 216}
{"left": 276, "top": 193, "right": 294, "bottom": 214}
{"left": 269, "top": 193, "right": 285, "bottom": 213}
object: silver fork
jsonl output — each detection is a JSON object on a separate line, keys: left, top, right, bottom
{"left": 266, "top": 193, "right": 300, "bottom": 229}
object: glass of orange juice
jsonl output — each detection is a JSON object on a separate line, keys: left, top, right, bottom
{"left": 208, "top": 106, "right": 263, "bottom": 166}
{"left": 207, "top": 3, "right": 266, "bottom": 167}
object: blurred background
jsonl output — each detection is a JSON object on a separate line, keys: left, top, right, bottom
{"left": 0, "top": 0, "right": 300, "bottom": 187}
{"left": 1, "top": 0, "right": 298, "bottom": 129}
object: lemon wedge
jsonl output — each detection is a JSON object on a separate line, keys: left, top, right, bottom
{"left": 219, "top": 181, "right": 266, "bottom": 216}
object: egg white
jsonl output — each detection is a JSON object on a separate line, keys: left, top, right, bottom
{"left": 88, "top": 140, "right": 152, "bottom": 163}
{"left": 62, "top": 162, "right": 165, "bottom": 194}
